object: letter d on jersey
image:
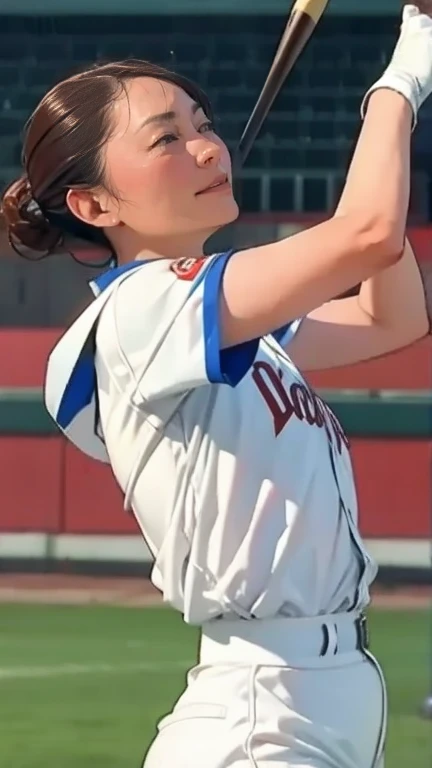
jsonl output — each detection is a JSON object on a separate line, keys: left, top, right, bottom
{"left": 252, "top": 361, "right": 349, "bottom": 452}
{"left": 252, "top": 361, "right": 295, "bottom": 436}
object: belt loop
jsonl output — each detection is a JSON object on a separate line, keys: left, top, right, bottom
{"left": 319, "top": 624, "right": 330, "bottom": 656}
{"left": 355, "top": 613, "right": 370, "bottom": 651}
{"left": 327, "top": 623, "right": 338, "bottom": 655}
{"left": 320, "top": 622, "right": 338, "bottom": 656}
{"left": 333, "top": 623, "right": 339, "bottom": 655}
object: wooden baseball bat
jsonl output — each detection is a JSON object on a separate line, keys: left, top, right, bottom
{"left": 236, "top": 0, "right": 330, "bottom": 167}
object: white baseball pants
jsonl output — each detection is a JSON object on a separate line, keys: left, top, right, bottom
{"left": 143, "top": 612, "right": 387, "bottom": 768}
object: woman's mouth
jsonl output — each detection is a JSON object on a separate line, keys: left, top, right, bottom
{"left": 196, "top": 174, "right": 231, "bottom": 195}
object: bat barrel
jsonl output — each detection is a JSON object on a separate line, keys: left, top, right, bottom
{"left": 236, "top": 8, "right": 318, "bottom": 168}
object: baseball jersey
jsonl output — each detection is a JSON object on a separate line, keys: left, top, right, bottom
{"left": 45, "top": 251, "right": 377, "bottom": 625}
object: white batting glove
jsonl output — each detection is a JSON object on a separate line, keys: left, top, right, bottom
{"left": 361, "top": 5, "right": 432, "bottom": 127}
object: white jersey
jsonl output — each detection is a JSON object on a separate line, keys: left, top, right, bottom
{"left": 45, "top": 251, "right": 377, "bottom": 625}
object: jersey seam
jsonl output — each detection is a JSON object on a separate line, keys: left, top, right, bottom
{"left": 244, "top": 665, "right": 259, "bottom": 768}
{"left": 96, "top": 281, "right": 192, "bottom": 516}
{"left": 104, "top": 279, "right": 155, "bottom": 415}
{"left": 109, "top": 266, "right": 195, "bottom": 408}
{"left": 111, "top": 281, "right": 143, "bottom": 395}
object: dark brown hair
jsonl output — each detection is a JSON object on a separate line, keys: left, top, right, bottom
{"left": 0, "top": 59, "right": 213, "bottom": 257}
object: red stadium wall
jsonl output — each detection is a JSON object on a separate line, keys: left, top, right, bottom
{"left": 0, "top": 437, "right": 429, "bottom": 539}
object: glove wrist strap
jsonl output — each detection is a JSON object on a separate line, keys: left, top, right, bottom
{"left": 361, "top": 70, "right": 420, "bottom": 129}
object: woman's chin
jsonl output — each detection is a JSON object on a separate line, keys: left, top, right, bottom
{"left": 212, "top": 198, "right": 240, "bottom": 226}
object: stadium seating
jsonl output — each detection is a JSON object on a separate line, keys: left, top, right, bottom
{"left": 0, "top": 13, "right": 417, "bottom": 215}
{"left": 0, "top": 14, "right": 430, "bottom": 326}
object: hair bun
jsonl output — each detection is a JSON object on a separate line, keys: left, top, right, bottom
{"left": 0, "top": 176, "right": 62, "bottom": 254}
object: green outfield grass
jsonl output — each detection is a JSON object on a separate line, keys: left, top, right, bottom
{"left": 0, "top": 604, "right": 430, "bottom": 768}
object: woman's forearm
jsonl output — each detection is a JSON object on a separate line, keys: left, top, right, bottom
{"left": 358, "top": 238, "right": 429, "bottom": 342}
{"left": 335, "top": 90, "right": 412, "bottom": 251}
{"left": 334, "top": 90, "right": 420, "bottom": 334}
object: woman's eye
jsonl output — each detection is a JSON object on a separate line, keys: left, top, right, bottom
{"left": 199, "top": 121, "right": 215, "bottom": 133}
{"left": 151, "top": 132, "right": 178, "bottom": 149}
{"left": 150, "top": 122, "right": 215, "bottom": 148}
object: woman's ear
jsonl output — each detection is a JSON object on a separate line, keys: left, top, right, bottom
{"left": 66, "top": 189, "right": 120, "bottom": 229}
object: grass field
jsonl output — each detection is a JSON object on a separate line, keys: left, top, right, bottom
{"left": 1, "top": 604, "right": 430, "bottom": 768}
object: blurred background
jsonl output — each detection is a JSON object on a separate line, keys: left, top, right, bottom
{"left": 0, "top": 1, "right": 431, "bottom": 768}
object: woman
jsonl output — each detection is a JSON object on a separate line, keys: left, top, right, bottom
{"left": 2, "top": 6, "right": 432, "bottom": 767}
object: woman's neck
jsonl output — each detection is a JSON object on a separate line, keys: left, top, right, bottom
{"left": 112, "top": 228, "right": 211, "bottom": 265}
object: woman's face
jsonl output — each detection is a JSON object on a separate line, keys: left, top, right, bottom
{"left": 103, "top": 77, "right": 239, "bottom": 242}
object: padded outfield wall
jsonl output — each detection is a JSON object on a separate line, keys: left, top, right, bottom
{"left": 0, "top": 390, "right": 430, "bottom": 580}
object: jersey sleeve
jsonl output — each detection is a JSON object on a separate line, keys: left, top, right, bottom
{"left": 107, "top": 252, "right": 259, "bottom": 402}
{"left": 271, "top": 318, "right": 303, "bottom": 348}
